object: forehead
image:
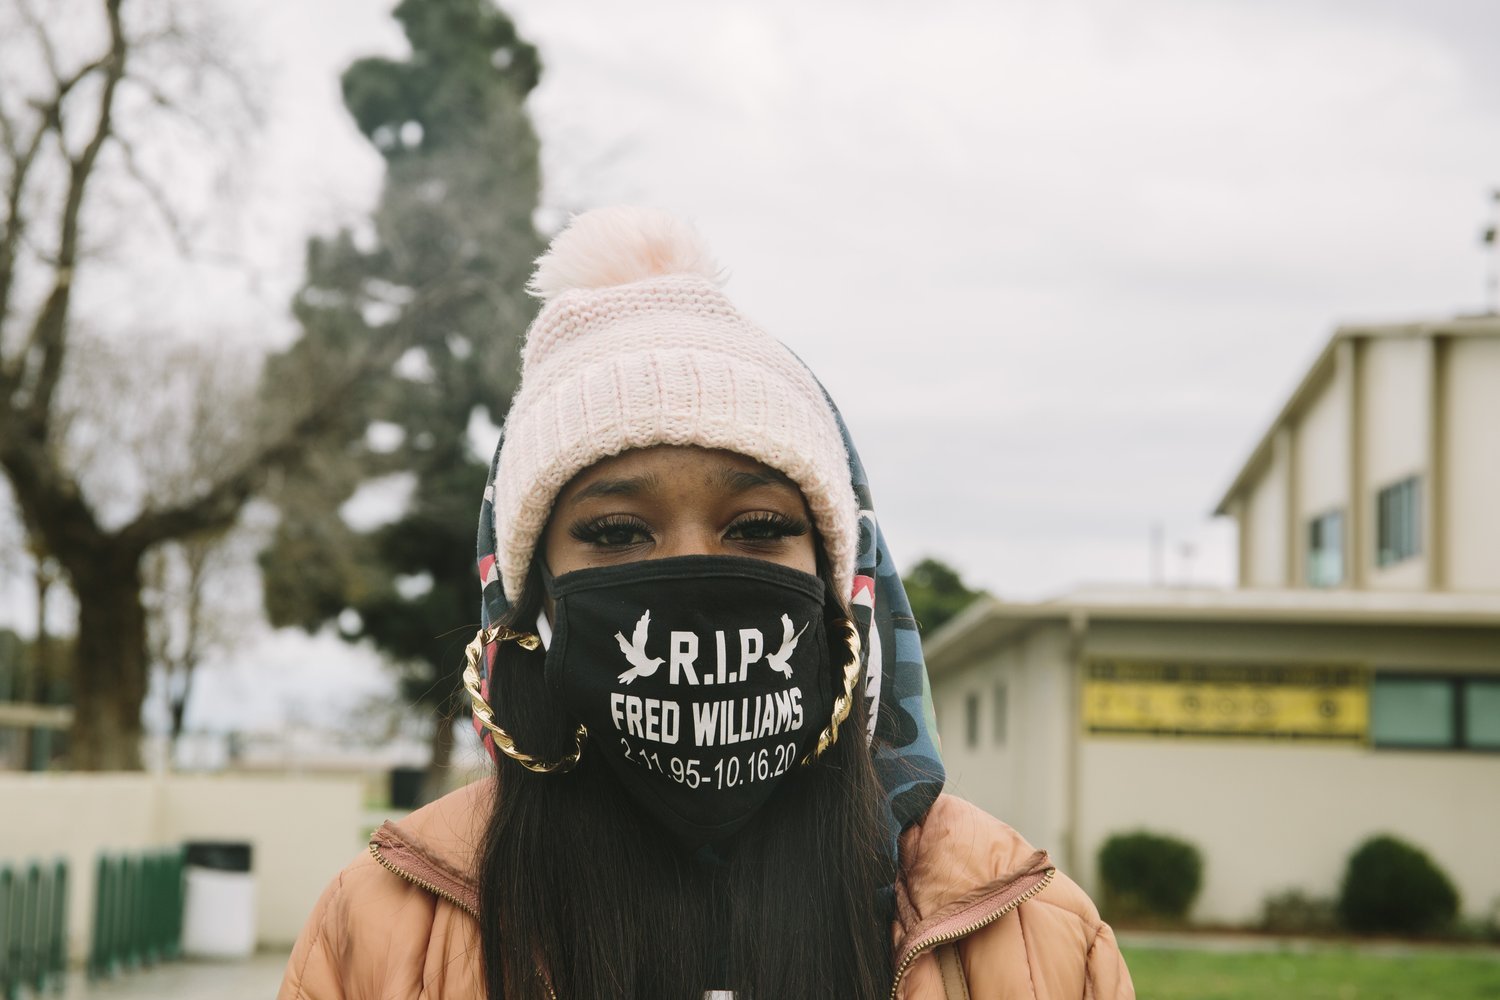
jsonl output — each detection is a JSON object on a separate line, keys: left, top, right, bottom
{"left": 555, "top": 445, "right": 801, "bottom": 503}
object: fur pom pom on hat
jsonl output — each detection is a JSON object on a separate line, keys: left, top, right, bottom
{"left": 493, "top": 206, "right": 858, "bottom": 602}
{"left": 526, "top": 205, "right": 723, "bottom": 300}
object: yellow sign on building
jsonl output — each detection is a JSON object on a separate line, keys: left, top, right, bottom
{"left": 1083, "top": 659, "right": 1368, "bottom": 741}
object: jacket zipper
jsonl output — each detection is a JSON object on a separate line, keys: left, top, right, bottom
{"left": 887, "top": 867, "right": 1056, "bottom": 1000}
{"left": 367, "top": 841, "right": 479, "bottom": 919}
{"left": 367, "top": 843, "right": 559, "bottom": 1000}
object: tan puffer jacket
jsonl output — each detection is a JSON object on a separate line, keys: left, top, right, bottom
{"left": 278, "top": 781, "right": 1133, "bottom": 999}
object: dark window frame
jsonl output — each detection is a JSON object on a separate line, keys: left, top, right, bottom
{"left": 1370, "top": 672, "right": 1500, "bottom": 753}
{"left": 964, "top": 691, "right": 980, "bottom": 749}
{"left": 1306, "top": 508, "right": 1345, "bottom": 588}
{"left": 1375, "top": 475, "right": 1421, "bottom": 568}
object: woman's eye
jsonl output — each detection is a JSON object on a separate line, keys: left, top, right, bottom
{"left": 726, "top": 513, "right": 809, "bottom": 543}
{"left": 570, "top": 516, "right": 652, "bottom": 548}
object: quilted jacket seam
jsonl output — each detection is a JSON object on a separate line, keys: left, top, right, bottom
{"left": 1029, "top": 895, "right": 1106, "bottom": 935}
{"left": 1082, "top": 920, "right": 1105, "bottom": 999}
{"left": 292, "top": 870, "right": 347, "bottom": 1000}
{"left": 1015, "top": 901, "right": 1040, "bottom": 999}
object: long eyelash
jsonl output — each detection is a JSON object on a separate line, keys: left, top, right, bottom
{"left": 732, "top": 512, "right": 810, "bottom": 536}
{"left": 568, "top": 514, "right": 647, "bottom": 543}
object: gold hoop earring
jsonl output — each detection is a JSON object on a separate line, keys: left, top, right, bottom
{"left": 462, "top": 624, "right": 587, "bottom": 774}
{"left": 802, "top": 619, "right": 863, "bottom": 765}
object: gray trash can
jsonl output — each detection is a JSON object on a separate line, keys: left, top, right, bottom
{"left": 180, "top": 841, "right": 256, "bottom": 959}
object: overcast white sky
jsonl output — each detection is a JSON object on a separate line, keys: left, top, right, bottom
{"left": 262, "top": 0, "right": 1500, "bottom": 589}
{"left": 6, "top": 0, "right": 1500, "bottom": 732}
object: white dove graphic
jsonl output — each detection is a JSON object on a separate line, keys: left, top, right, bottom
{"left": 763, "top": 614, "right": 808, "bottom": 679}
{"left": 614, "top": 610, "right": 664, "bottom": 684}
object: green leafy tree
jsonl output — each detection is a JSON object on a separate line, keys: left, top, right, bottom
{"left": 902, "top": 557, "right": 988, "bottom": 637}
{"left": 258, "top": 0, "right": 544, "bottom": 802}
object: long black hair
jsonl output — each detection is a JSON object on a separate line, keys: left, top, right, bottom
{"left": 477, "top": 568, "right": 894, "bottom": 999}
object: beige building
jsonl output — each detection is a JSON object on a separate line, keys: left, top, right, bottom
{"left": 927, "top": 316, "right": 1500, "bottom": 925}
{"left": 1221, "top": 315, "right": 1500, "bottom": 593}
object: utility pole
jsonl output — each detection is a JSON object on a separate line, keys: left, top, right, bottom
{"left": 26, "top": 541, "right": 57, "bottom": 771}
{"left": 1484, "top": 187, "right": 1500, "bottom": 315}
{"left": 1179, "top": 541, "right": 1197, "bottom": 587}
{"left": 1150, "top": 522, "right": 1165, "bottom": 586}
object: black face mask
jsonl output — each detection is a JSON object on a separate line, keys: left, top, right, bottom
{"left": 544, "top": 555, "right": 834, "bottom": 848}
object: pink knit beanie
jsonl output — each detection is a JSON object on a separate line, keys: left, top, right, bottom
{"left": 492, "top": 206, "right": 858, "bottom": 602}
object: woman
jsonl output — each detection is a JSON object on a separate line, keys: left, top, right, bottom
{"left": 279, "top": 208, "right": 1134, "bottom": 999}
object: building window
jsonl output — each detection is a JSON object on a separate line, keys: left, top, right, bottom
{"left": 1375, "top": 476, "right": 1421, "bottom": 568}
{"left": 992, "top": 684, "right": 1008, "bottom": 746}
{"left": 1371, "top": 678, "right": 1452, "bottom": 747}
{"left": 1306, "top": 510, "right": 1344, "bottom": 587}
{"left": 1466, "top": 683, "right": 1500, "bottom": 750}
{"left": 964, "top": 692, "right": 980, "bottom": 749}
{"left": 1371, "top": 675, "right": 1500, "bottom": 751}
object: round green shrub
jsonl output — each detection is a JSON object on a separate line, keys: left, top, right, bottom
{"left": 1097, "top": 830, "right": 1203, "bottom": 920}
{"left": 1338, "top": 834, "right": 1460, "bottom": 935}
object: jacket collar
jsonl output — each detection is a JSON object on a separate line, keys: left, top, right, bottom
{"left": 369, "top": 778, "right": 492, "bottom": 917}
{"left": 890, "top": 794, "right": 1055, "bottom": 982}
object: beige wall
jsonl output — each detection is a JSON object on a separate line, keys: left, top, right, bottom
{"left": 1360, "top": 335, "right": 1430, "bottom": 590}
{"left": 1445, "top": 336, "right": 1500, "bottom": 591}
{"left": 1295, "top": 363, "right": 1348, "bottom": 552}
{"left": 1087, "top": 618, "right": 1500, "bottom": 673}
{"left": 0, "top": 774, "right": 364, "bottom": 960}
{"left": 1076, "top": 618, "right": 1500, "bottom": 921}
{"left": 933, "top": 616, "right": 1500, "bottom": 925}
{"left": 1229, "top": 328, "right": 1500, "bottom": 594}
{"left": 934, "top": 643, "right": 1020, "bottom": 821}
{"left": 1243, "top": 450, "right": 1289, "bottom": 587}
{"left": 936, "top": 627, "right": 1080, "bottom": 871}
{"left": 1078, "top": 739, "right": 1500, "bottom": 923}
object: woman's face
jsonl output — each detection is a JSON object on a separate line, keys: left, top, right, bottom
{"left": 542, "top": 445, "right": 818, "bottom": 578}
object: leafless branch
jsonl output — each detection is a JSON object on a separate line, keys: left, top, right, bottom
{"left": 116, "top": 267, "right": 478, "bottom": 555}
{"left": 15, "top": 0, "right": 64, "bottom": 91}
{"left": 0, "top": 121, "right": 48, "bottom": 373}
{"left": 117, "top": 345, "right": 393, "bottom": 553}
{"left": 0, "top": 412, "right": 107, "bottom": 568}
{"left": 0, "top": 95, "right": 19, "bottom": 162}
{"left": 119, "top": 74, "right": 221, "bottom": 144}
{"left": 0, "top": 57, "right": 111, "bottom": 379}
{"left": 144, "top": 530, "right": 224, "bottom": 747}
{"left": 121, "top": 3, "right": 264, "bottom": 138}
{"left": 21, "top": 0, "right": 127, "bottom": 427}
{"left": 114, "top": 131, "right": 191, "bottom": 255}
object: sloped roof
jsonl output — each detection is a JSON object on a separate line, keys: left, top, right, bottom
{"left": 1211, "top": 315, "right": 1500, "bottom": 516}
{"left": 924, "top": 583, "right": 1500, "bottom": 675}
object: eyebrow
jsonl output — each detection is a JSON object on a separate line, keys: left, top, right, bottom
{"left": 563, "top": 462, "right": 799, "bottom": 507}
{"left": 567, "top": 474, "right": 660, "bottom": 505}
{"left": 715, "top": 465, "right": 798, "bottom": 494}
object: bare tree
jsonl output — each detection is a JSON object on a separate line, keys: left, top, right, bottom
{"left": 143, "top": 532, "right": 229, "bottom": 756}
{"left": 0, "top": 0, "right": 412, "bottom": 768}
{"left": 68, "top": 330, "right": 261, "bottom": 761}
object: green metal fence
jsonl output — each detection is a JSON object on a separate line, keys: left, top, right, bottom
{"left": 0, "top": 847, "right": 185, "bottom": 995}
{"left": 0, "top": 858, "right": 67, "bottom": 1000}
{"left": 88, "top": 849, "right": 184, "bottom": 981}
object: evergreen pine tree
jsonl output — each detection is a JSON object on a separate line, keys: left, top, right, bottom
{"left": 260, "top": 0, "right": 544, "bottom": 800}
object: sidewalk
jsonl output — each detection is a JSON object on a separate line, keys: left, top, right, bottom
{"left": 58, "top": 952, "right": 290, "bottom": 999}
{"left": 1118, "top": 929, "right": 1500, "bottom": 960}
